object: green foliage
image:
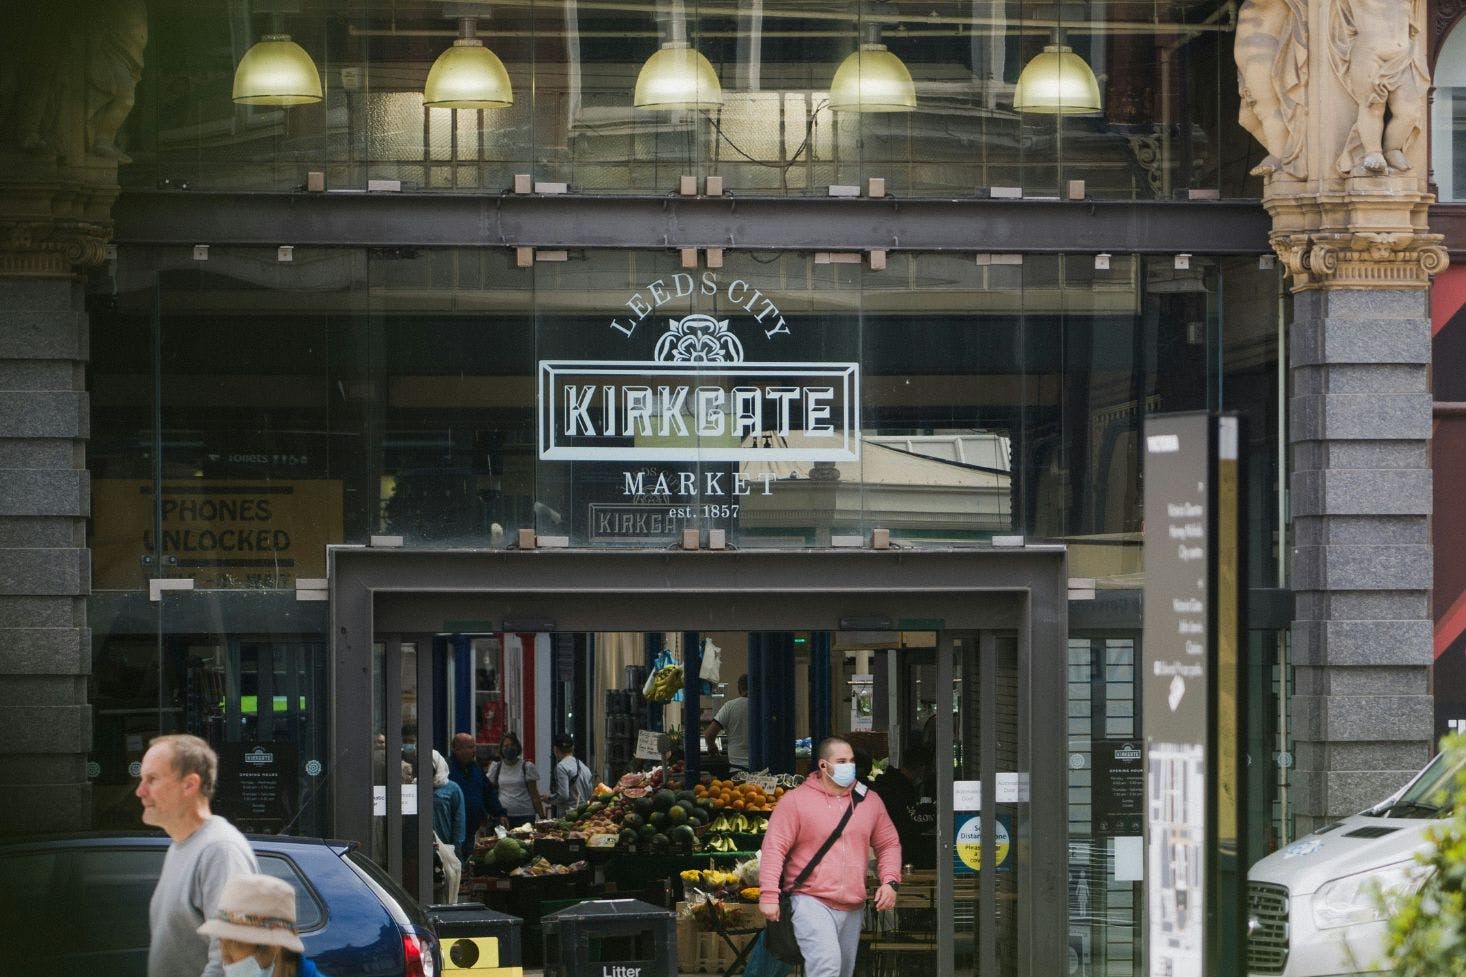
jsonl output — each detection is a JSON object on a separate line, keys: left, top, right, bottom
{"left": 1387, "top": 734, "right": 1466, "bottom": 977}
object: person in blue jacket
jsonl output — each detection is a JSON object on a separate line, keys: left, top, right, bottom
{"left": 198, "top": 873, "right": 330, "bottom": 977}
{"left": 448, "top": 731, "right": 503, "bottom": 859}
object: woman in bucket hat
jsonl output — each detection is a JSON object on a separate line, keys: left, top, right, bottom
{"left": 197, "top": 873, "right": 328, "bottom": 977}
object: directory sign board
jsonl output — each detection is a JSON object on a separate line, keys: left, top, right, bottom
{"left": 1142, "top": 413, "right": 1244, "bottom": 977}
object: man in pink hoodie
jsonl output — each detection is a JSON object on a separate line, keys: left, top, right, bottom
{"left": 758, "top": 737, "right": 903, "bottom": 977}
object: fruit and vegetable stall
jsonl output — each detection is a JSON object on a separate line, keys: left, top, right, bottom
{"left": 462, "top": 765, "right": 799, "bottom": 966}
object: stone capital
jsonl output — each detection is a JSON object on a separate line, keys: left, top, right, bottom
{"left": 0, "top": 158, "right": 122, "bottom": 279}
{"left": 1266, "top": 177, "right": 1447, "bottom": 291}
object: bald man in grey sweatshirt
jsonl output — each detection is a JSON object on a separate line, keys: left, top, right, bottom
{"left": 137, "top": 735, "right": 258, "bottom": 977}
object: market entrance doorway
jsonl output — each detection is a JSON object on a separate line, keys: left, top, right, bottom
{"left": 331, "top": 547, "right": 1068, "bottom": 977}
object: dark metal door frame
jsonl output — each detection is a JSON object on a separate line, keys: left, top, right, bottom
{"left": 328, "top": 545, "right": 1069, "bottom": 976}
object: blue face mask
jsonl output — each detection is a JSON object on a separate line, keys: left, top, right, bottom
{"left": 402, "top": 744, "right": 417, "bottom": 761}
{"left": 829, "top": 762, "right": 857, "bottom": 788}
{"left": 222, "top": 955, "right": 275, "bottom": 977}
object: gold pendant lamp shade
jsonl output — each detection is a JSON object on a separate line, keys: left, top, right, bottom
{"left": 634, "top": 41, "right": 724, "bottom": 110}
{"left": 232, "top": 34, "right": 323, "bottom": 106}
{"left": 424, "top": 36, "right": 514, "bottom": 109}
{"left": 1012, "top": 44, "right": 1101, "bottom": 115}
{"left": 828, "top": 42, "right": 916, "bottom": 113}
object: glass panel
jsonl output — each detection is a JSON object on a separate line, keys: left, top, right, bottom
{"left": 120, "top": 1, "right": 1248, "bottom": 201}
{"left": 1068, "top": 636, "right": 1143, "bottom": 976}
{"left": 1433, "top": 24, "right": 1466, "bottom": 202}
{"left": 0, "top": 847, "right": 165, "bottom": 961}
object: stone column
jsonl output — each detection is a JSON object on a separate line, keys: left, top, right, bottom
{"left": 1236, "top": 0, "right": 1446, "bottom": 831}
{"left": 0, "top": 2, "right": 145, "bottom": 835}
{"left": 0, "top": 276, "right": 95, "bottom": 834}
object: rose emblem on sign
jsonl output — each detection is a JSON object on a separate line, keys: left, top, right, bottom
{"left": 654, "top": 314, "right": 744, "bottom": 363}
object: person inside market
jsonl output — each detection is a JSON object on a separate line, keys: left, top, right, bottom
{"left": 869, "top": 743, "right": 937, "bottom": 869}
{"left": 449, "top": 731, "right": 504, "bottom": 859}
{"left": 759, "top": 736, "right": 903, "bottom": 977}
{"left": 703, "top": 673, "right": 750, "bottom": 772}
{"left": 548, "top": 732, "right": 595, "bottom": 818}
{"left": 431, "top": 750, "right": 465, "bottom": 904}
{"left": 488, "top": 731, "right": 544, "bottom": 828}
{"left": 198, "top": 873, "right": 330, "bottom": 977}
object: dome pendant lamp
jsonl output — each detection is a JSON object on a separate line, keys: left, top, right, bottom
{"left": 828, "top": 10, "right": 915, "bottom": 113}
{"left": 424, "top": 17, "right": 514, "bottom": 109}
{"left": 233, "top": 1, "right": 322, "bottom": 108}
{"left": 233, "top": 32, "right": 323, "bottom": 106}
{"left": 634, "top": 2, "right": 723, "bottom": 111}
{"left": 1013, "top": 38, "right": 1101, "bottom": 115}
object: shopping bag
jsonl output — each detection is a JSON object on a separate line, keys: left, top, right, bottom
{"left": 742, "top": 931, "right": 792, "bottom": 977}
{"left": 763, "top": 894, "right": 804, "bottom": 965}
{"left": 433, "top": 833, "right": 462, "bottom": 904}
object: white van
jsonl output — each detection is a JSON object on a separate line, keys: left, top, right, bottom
{"left": 1246, "top": 752, "right": 1457, "bottom": 976}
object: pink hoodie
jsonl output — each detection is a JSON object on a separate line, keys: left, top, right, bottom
{"left": 758, "top": 777, "right": 903, "bottom": 911}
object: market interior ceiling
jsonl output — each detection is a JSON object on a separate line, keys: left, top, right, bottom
{"left": 172, "top": 0, "right": 1239, "bottom": 60}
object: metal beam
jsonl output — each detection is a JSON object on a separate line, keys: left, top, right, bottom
{"left": 113, "top": 190, "right": 1272, "bottom": 255}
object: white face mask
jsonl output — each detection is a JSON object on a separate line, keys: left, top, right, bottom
{"left": 828, "top": 762, "right": 857, "bottom": 788}
{"left": 222, "top": 954, "right": 276, "bottom": 977}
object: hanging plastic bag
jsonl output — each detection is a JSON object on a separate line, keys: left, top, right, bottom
{"left": 645, "top": 649, "right": 683, "bottom": 703}
{"left": 699, "top": 637, "right": 722, "bottom": 684}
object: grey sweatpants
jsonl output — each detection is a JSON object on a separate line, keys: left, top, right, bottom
{"left": 790, "top": 893, "right": 863, "bottom": 977}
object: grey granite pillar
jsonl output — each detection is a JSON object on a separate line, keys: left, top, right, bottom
{"left": 0, "top": 277, "right": 93, "bottom": 835}
{"left": 1289, "top": 287, "right": 1434, "bottom": 833}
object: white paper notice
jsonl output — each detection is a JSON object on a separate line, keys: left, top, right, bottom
{"left": 372, "top": 784, "right": 419, "bottom": 816}
{"left": 953, "top": 780, "right": 982, "bottom": 810}
{"left": 995, "top": 772, "right": 1030, "bottom": 803}
{"left": 635, "top": 729, "right": 663, "bottom": 760}
{"left": 1114, "top": 836, "right": 1143, "bottom": 881}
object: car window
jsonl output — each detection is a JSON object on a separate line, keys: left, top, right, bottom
{"left": 257, "top": 854, "right": 326, "bottom": 931}
{"left": 1, "top": 847, "right": 164, "bottom": 953}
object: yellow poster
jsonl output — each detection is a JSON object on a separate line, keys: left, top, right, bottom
{"left": 92, "top": 480, "right": 342, "bottom": 590}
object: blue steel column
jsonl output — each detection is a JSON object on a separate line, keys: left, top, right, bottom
{"left": 682, "top": 632, "right": 701, "bottom": 784}
{"left": 453, "top": 635, "right": 473, "bottom": 736}
{"left": 767, "top": 634, "right": 797, "bottom": 774}
{"left": 748, "top": 633, "right": 767, "bottom": 771}
{"left": 808, "top": 632, "right": 832, "bottom": 748}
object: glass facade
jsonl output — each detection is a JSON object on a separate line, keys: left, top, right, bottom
{"left": 123, "top": 0, "right": 1259, "bottom": 200}
{"left": 1433, "top": 23, "right": 1466, "bottom": 203}
{"left": 83, "top": 2, "right": 1288, "bottom": 973}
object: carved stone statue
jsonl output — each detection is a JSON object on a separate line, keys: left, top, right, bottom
{"left": 0, "top": 1, "right": 148, "bottom": 164}
{"left": 1235, "top": 0, "right": 1309, "bottom": 178}
{"left": 87, "top": 0, "right": 149, "bottom": 163}
{"left": 1328, "top": 0, "right": 1429, "bottom": 175}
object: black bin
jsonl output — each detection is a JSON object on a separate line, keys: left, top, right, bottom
{"left": 541, "top": 898, "right": 677, "bottom": 977}
{"left": 429, "top": 902, "right": 524, "bottom": 976}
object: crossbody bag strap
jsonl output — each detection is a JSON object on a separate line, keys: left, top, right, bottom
{"left": 785, "top": 788, "right": 864, "bottom": 895}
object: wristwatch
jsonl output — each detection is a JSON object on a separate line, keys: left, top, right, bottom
{"left": 883, "top": 880, "right": 900, "bottom": 891}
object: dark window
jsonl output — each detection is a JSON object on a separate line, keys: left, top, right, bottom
{"left": 258, "top": 853, "right": 326, "bottom": 931}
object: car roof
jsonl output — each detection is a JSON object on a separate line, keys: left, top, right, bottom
{"left": 0, "top": 831, "right": 357, "bottom": 856}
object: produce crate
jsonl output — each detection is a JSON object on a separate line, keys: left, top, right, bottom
{"left": 531, "top": 837, "right": 585, "bottom": 865}
{"left": 507, "top": 869, "right": 593, "bottom": 919}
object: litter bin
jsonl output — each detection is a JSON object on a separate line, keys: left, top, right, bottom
{"left": 429, "top": 902, "right": 524, "bottom": 977}
{"left": 541, "top": 898, "right": 677, "bottom": 977}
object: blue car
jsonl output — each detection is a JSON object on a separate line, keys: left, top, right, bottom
{"left": 0, "top": 832, "right": 440, "bottom": 977}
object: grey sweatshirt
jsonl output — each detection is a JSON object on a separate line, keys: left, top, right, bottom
{"left": 148, "top": 815, "right": 259, "bottom": 977}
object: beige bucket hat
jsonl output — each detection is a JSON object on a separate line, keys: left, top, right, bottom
{"left": 197, "top": 873, "right": 306, "bottom": 953}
